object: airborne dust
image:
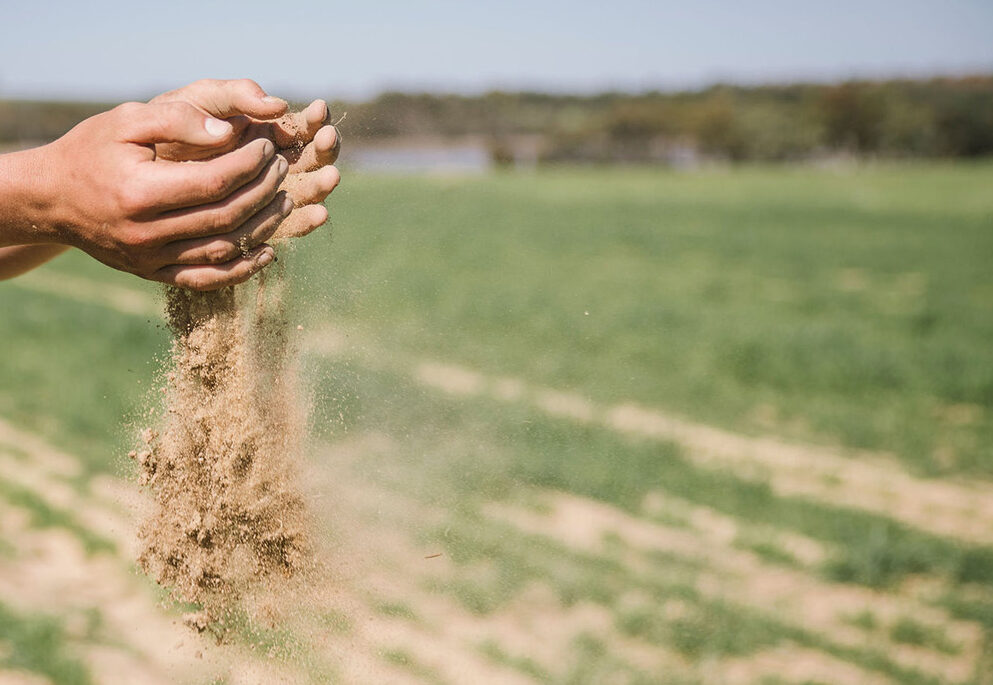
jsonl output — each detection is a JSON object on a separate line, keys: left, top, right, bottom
{"left": 132, "top": 266, "right": 318, "bottom": 639}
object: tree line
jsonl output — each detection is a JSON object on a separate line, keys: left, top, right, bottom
{"left": 329, "top": 76, "right": 993, "bottom": 164}
{"left": 3, "top": 76, "right": 991, "bottom": 164}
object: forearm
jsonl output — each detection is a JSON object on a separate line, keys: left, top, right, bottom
{"left": 0, "top": 245, "right": 70, "bottom": 280}
{"left": 0, "top": 146, "right": 62, "bottom": 247}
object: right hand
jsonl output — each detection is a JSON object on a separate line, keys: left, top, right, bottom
{"left": 42, "top": 100, "right": 291, "bottom": 290}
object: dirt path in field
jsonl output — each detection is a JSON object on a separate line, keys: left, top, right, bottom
{"left": 308, "top": 432, "right": 694, "bottom": 683}
{"left": 0, "top": 417, "right": 683, "bottom": 684}
{"left": 0, "top": 419, "right": 313, "bottom": 685}
{"left": 3, "top": 408, "right": 991, "bottom": 683}
{"left": 7, "top": 271, "right": 993, "bottom": 684}
{"left": 10, "top": 272, "right": 993, "bottom": 550}
{"left": 484, "top": 489, "right": 984, "bottom": 684}
{"left": 305, "top": 431, "right": 990, "bottom": 684}
{"left": 411, "top": 359, "right": 993, "bottom": 549}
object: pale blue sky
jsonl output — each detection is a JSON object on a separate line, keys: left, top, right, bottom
{"left": 1, "top": 0, "right": 991, "bottom": 101}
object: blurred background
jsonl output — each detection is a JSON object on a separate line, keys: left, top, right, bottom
{"left": 1, "top": 2, "right": 992, "bottom": 684}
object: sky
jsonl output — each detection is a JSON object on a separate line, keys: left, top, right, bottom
{"left": 1, "top": 0, "right": 991, "bottom": 101}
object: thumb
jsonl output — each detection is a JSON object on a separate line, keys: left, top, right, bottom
{"left": 120, "top": 101, "right": 236, "bottom": 147}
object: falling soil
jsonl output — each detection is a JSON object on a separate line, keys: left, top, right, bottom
{"left": 133, "top": 266, "right": 315, "bottom": 639}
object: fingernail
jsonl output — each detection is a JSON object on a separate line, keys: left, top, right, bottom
{"left": 257, "top": 249, "right": 274, "bottom": 266}
{"left": 204, "top": 117, "right": 232, "bottom": 137}
{"left": 322, "top": 166, "right": 340, "bottom": 189}
{"left": 261, "top": 139, "right": 275, "bottom": 158}
{"left": 276, "top": 156, "right": 288, "bottom": 175}
{"left": 280, "top": 195, "right": 294, "bottom": 216}
{"left": 263, "top": 95, "right": 286, "bottom": 106}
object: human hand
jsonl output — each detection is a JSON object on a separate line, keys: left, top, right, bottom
{"left": 271, "top": 98, "right": 342, "bottom": 239}
{"left": 151, "top": 79, "right": 341, "bottom": 240}
{"left": 37, "top": 100, "right": 290, "bottom": 290}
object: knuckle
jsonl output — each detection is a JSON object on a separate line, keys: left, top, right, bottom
{"left": 206, "top": 241, "right": 239, "bottom": 264}
{"left": 116, "top": 180, "right": 150, "bottom": 214}
{"left": 117, "top": 227, "right": 154, "bottom": 257}
{"left": 202, "top": 171, "right": 230, "bottom": 199}
{"left": 162, "top": 100, "right": 194, "bottom": 121}
{"left": 184, "top": 271, "right": 213, "bottom": 292}
{"left": 114, "top": 101, "right": 145, "bottom": 120}
{"left": 235, "top": 78, "right": 262, "bottom": 92}
{"left": 205, "top": 211, "right": 227, "bottom": 234}
{"left": 209, "top": 205, "right": 240, "bottom": 233}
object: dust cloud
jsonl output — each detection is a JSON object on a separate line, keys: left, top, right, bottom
{"left": 132, "top": 267, "right": 318, "bottom": 640}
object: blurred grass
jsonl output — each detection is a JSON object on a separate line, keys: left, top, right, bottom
{"left": 301, "top": 163, "right": 993, "bottom": 475}
{"left": 1, "top": 163, "right": 992, "bottom": 683}
{"left": 0, "top": 601, "right": 92, "bottom": 685}
{"left": 3, "top": 163, "right": 992, "bottom": 478}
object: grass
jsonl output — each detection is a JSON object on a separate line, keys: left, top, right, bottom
{"left": 372, "top": 599, "right": 419, "bottom": 621}
{"left": 422, "top": 511, "right": 944, "bottom": 684}
{"left": 1, "top": 163, "right": 992, "bottom": 682}
{"left": 4, "top": 164, "right": 993, "bottom": 479}
{"left": 301, "top": 163, "right": 993, "bottom": 476}
{"left": 479, "top": 639, "right": 553, "bottom": 681}
{"left": 0, "top": 278, "right": 165, "bottom": 473}
{"left": 0, "top": 601, "right": 92, "bottom": 685}
{"left": 0, "top": 480, "right": 115, "bottom": 554}
{"left": 380, "top": 648, "right": 444, "bottom": 684}
{"left": 890, "top": 616, "right": 960, "bottom": 654}
{"left": 317, "top": 357, "right": 993, "bottom": 592}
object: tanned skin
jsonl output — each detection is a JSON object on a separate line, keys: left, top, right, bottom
{"left": 0, "top": 79, "right": 340, "bottom": 291}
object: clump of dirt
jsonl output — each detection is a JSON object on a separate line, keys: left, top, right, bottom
{"left": 133, "top": 267, "right": 315, "bottom": 638}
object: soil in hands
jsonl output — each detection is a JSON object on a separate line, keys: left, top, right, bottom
{"left": 133, "top": 271, "right": 315, "bottom": 641}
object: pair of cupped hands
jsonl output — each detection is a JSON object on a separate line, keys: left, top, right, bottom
{"left": 42, "top": 79, "right": 341, "bottom": 290}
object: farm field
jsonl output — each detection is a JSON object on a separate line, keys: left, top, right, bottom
{"left": 1, "top": 163, "right": 992, "bottom": 684}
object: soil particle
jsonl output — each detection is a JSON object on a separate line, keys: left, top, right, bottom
{"left": 135, "top": 270, "right": 314, "bottom": 637}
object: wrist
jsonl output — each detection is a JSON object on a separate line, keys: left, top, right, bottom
{"left": 0, "top": 144, "right": 64, "bottom": 247}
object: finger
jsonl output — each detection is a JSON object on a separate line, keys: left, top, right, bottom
{"left": 288, "top": 125, "right": 340, "bottom": 172}
{"left": 156, "top": 193, "right": 293, "bottom": 266}
{"left": 273, "top": 204, "right": 329, "bottom": 240}
{"left": 140, "top": 138, "right": 276, "bottom": 211}
{"left": 155, "top": 114, "right": 254, "bottom": 162}
{"left": 303, "top": 98, "right": 332, "bottom": 130}
{"left": 118, "top": 101, "right": 237, "bottom": 148}
{"left": 153, "top": 79, "right": 288, "bottom": 120}
{"left": 271, "top": 99, "right": 330, "bottom": 149}
{"left": 156, "top": 245, "right": 275, "bottom": 291}
{"left": 281, "top": 165, "right": 341, "bottom": 207}
{"left": 150, "top": 155, "right": 289, "bottom": 242}
{"left": 190, "top": 78, "right": 288, "bottom": 120}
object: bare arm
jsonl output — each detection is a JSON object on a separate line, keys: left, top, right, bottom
{"left": 0, "top": 99, "right": 283, "bottom": 290}
{"left": 0, "top": 245, "right": 69, "bottom": 280}
{"left": 0, "top": 147, "right": 70, "bottom": 278}
{"left": 0, "top": 80, "right": 341, "bottom": 286}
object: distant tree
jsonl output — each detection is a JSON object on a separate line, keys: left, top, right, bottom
{"left": 693, "top": 94, "right": 747, "bottom": 160}
{"left": 602, "top": 101, "right": 671, "bottom": 141}
{"left": 488, "top": 138, "right": 515, "bottom": 167}
{"left": 933, "top": 82, "right": 993, "bottom": 156}
{"left": 820, "top": 83, "right": 885, "bottom": 153}
{"left": 6, "top": 76, "right": 993, "bottom": 160}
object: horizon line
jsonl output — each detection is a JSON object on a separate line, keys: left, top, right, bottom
{"left": 2, "top": 66, "right": 991, "bottom": 105}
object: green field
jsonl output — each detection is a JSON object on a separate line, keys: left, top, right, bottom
{"left": 1, "top": 163, "right": 992, "bottom": 684}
